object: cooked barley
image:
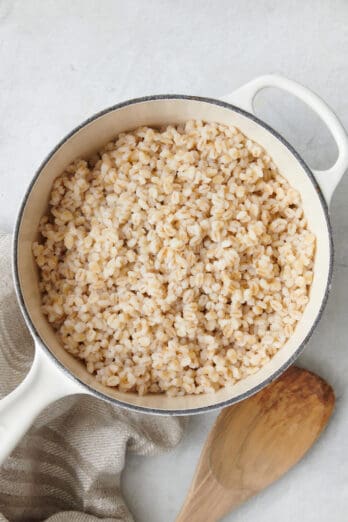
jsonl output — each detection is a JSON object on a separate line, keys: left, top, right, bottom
{"left": 33, "top": 120, "right": 315, "bottom": 396}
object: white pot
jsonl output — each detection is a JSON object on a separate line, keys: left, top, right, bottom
{"left": 1, "top": 74, "right": 347, "bottom": 464}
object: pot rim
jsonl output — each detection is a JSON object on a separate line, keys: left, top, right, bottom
{"left": 12, "top": 94, "right": 334, "bottom": 415}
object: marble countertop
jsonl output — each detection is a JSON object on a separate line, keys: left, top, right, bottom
{"left": 1, "top": 1, "right": 347, "bottom": 520}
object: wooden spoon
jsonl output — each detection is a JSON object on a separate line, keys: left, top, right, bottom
{"left": 176, "top": 366, "right": 334, "bottom": 522}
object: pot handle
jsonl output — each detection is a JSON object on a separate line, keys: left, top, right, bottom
{"left": 221, "top": 74, "right": 348, "bottom": 205}
{"left": 0, "top": 343, "right": 84, "bottom": 465}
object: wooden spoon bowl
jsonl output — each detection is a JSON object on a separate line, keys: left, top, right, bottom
{"left": 177, "top": 366, "right": 335, "bottom": 522}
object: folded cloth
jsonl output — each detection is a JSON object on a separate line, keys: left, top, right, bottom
{"left": 0, "top": 232, "right": 184, "bottom": 522}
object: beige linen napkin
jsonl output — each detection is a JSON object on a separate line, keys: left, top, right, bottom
{"left": 0, "top": 232, "right": 184, "bottom": 522}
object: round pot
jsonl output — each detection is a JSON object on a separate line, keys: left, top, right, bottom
{"left": 1, "top": 74, "right": 347, "bottom": 463}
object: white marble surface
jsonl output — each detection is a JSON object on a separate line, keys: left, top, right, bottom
{"left": 1, "top": 1, "right": 348, "bottom": 520}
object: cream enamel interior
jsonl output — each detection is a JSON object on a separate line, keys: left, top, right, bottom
{"left": 16, "top": 98, "right": 331, "bottom": 412}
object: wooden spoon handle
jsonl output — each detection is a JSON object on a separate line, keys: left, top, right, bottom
{"left": 176, "top": 472, "right": 249, "bottom": 522}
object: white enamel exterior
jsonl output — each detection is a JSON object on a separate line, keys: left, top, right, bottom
{"left": 0, "top": 345, "right": 83, "bottom": 464}
{"left": 221, "top": 75, "right": 348, "bottom": 204}
{"left": 1, "top": 75, "right": 347, "bottom": 464}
